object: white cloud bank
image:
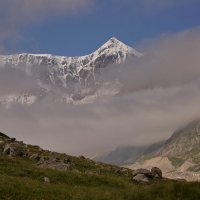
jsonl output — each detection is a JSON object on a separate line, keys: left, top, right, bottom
{"left": 1, "top": 28, "right": 200, "bottom": 156}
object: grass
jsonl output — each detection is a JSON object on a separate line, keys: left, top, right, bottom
{"left": 0, "top": 155, "right": 200, "bottom": 199}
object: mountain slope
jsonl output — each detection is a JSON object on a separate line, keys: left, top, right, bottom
{"left": 95, "top": 141, "right": 165, "bottom": 165}
{"left": 156, "top": 120, "right": 200, "bottom": 162}
{"left": 95, "top": 146, "right": 147, "bottom": 165}
{"left": 126, "top": 120, "right": 200, "bottom": 181}
{"left": 0, "top": 38, "right": 142, "bottom": 106}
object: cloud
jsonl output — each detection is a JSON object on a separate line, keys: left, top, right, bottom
{"left": 0, "top": 0, "right": 93, "bottom": 24}
{"left": 113, "top": 0, "right": 200, "bottom": 12}
{"left": 0, "top": 67, "right": 39, "bottom": 96}
{"left": 118, "top": 28, "right": 200, "bottom": 92}
{"left": 1, "top": 28, "right": 200, "bottom": 156}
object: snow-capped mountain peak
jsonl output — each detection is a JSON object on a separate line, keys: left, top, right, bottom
{"left": 95, "top": 37, "right": 142, "bottom": 61}
{"left": 100, "top": 37, "right": 128, "bottom": 49}
{"left": 0, "top": 38, "right": 142, "bottom": 105}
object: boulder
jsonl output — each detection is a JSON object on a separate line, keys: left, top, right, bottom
{"left": 132, "top": 169, "right": 153, "bottom": 178}
{"left": 64, "top": 158, "right": 71, "bottom": 164}
{"left": 0, "top": 142, "right": 5, "bottom": 153}
{"left": 151, "top": 167, "right": 162, "bottom": 178}
{"left": 44, "top": 177, "right": 50, "bottom": 183}
{"left": 85, "top": 170, "right": 101, "bottom": 176}
{"left": 116, "top": 168, "right": 130, "bottom": 176}
{"left": 29, "top": 154, "right": 41, "bottom": 161}
{"left": 133, "top": 174, "right": 149, "bottom": 183}
{"left": 38, "top": 161, "right": 75, "bottom": 171}
{"left": 0, "top": 132, "right": 10, "bottom": 139}
{"left": 49, "top": 152, "right": 60, "bottom": 162}
{"left": 79, "top": 155, "right": 86, "bottom": 159}
{"left": 10, "top": 138, "right": 16, "bottom": 142}
{"left": 3, "top": 143, "right": 25, "bottom": 157}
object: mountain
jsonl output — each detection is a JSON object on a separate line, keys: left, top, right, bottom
{"left": 95, "top": 146, "right": 148, "bottom": 165}
{"left": 95, "top": 141, "right": 165, "bottom": 165}
{"left": 0, "top": 37, "right": 142, "bottom": 106}
{"left": 125, "top": 120, "right": 200, "bottom": 181}
{"left": 156, "top": 120, "right": 200, "bottom": 161}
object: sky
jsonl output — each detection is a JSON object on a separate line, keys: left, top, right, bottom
{"left": 0, "top": 0, "right": 200, "bottom": 55}
{"left": 0, "top": 1, "right": 200, "bottom": 156}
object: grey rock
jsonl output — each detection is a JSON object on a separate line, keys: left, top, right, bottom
{"left": 0, "top": 132, "right": 10, "bottom": 139}
{"left": 64, "top": 158, "right": 71, "bottom": 164}
{"left": 85, "top": 170, "right": 100, "bottom": 176}
{"left": 10, "top": 138, "right": 16, "bottom": 142}
{"left": 38, "top": 161, "right": 74, "bottom": 171}
{"left": 38, "top": 156, "right": 45, "bottom": 163}
{"left": 0, "top": 142, "right": 5, "bottom": 153}
{"left": 115, "top": 168, "right": 130, "bottom": 176}
{"left": 29, "top": 154, "right": 41, "bottom": 161}
{"left": 49, "top": 152, "right": 60, "bottom": 162}
{"left": 119, "top": 168, "right": 129, "bottom": 176}
{"left": 133, "top": 174, "right": 149, "bottom": 183}
{"left": 44, "top": 177, "right": 50, "bottom": 183}
{"left": 151, "top": 167, "right": 162, "bottom": 178}
{"left": 3, "top": 143, "right": 25, "bottom": 157}
{"left": 79, "top": 155, "right": 86, "bottom": 159}
{"left": 132, "top": 169, "right": 153, "bottom": 178}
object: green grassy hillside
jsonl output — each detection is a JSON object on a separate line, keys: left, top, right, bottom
{"left": 0, "top": 133, "right": 200, "bottom": 200}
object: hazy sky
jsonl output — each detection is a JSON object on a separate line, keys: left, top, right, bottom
{"left": 0, "top": 0, "right": 199, "bottom": 55}
{"left": 1, "top": 28, "right": 200, "bottom": 156}
{"left": 0, "top": 1, "right": 200, "bottom": 156}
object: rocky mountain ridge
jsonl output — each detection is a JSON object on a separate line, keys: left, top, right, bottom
{"left": 96, "top": 120, "right": 200, "bottom": 181}
{"left": 125, "top": 120, "right": 200, "bottom": 181}
{"left": 0, "top": 38, "right": 142, "bottom": 106}
{"left": 96, "top": 141, "right": 165, "bottom": 165}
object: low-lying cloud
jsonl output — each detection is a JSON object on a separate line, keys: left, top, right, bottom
{"left": 1, "top": 28, "right": 200, "bottom": 157}
{"left": 0, "top": 67, "right": 39, "bottom": 96}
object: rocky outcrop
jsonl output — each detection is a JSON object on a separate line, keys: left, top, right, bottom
{"left": 0, "top": 141, "right": 5, "bottom": 153}
{"left": 0, "top": 132, "right": 75, "bottom": 171}
{"left": 132, "top": 167, "right": 163, "bottom": 183}
{"left": 38, "top": 161, "right": 74, "bottom": 171}
{"left": 151, "top": 167, "right": 162, "bottom": 178}
{"left": 132, "top": 168, "right": 153, "bottom": 178}
{"left": 44, "top": 177, "right": 50, "bottom": 183}
{"left": 0, "top": 135, "right": 25, "bottom": 157}
{"left": 133, "top": 174, "right": 149, "bottom": 183}
{"left": 3, "top": 143, "right": 25, "bottom": 157}
{"left": 0, "top": 132, "right": 10, "bottom": 139}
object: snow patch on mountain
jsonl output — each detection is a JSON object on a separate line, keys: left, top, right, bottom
{"left": 0, "top": 37, "right": 142, "bottom": 106}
